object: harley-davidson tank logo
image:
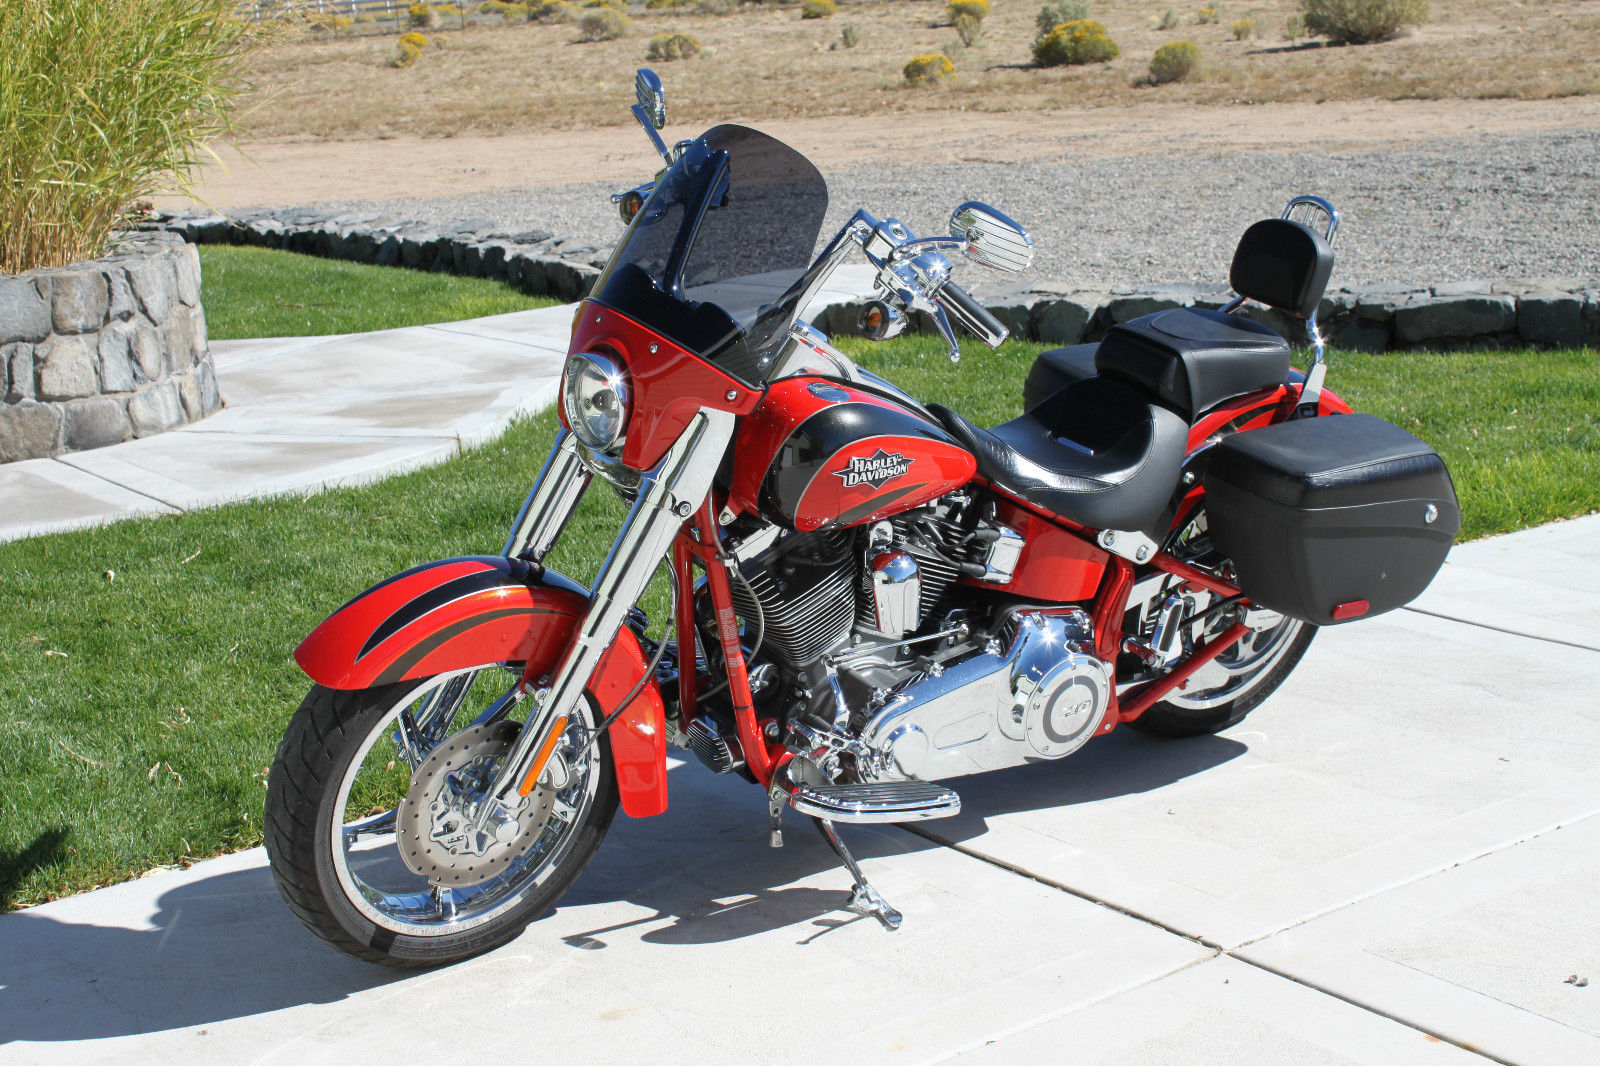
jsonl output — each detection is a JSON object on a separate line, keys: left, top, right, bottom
{"left": 833, "top": 449, "right": 913, "bottom": 490}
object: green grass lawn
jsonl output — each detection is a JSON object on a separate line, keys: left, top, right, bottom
{"left": 198, "top": 245, "right": 556, "bottom": 339}
{"left": 1, "top": 336, "right": 1595, "bottom": 909}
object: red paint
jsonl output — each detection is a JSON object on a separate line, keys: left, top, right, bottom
{"left": 964, "top": 497, "right": 1109, "bottom": 602}
{"left": 295, "top": 557, "right": 584, "bottom": 690}
{"left": 793, "top": 433, "right": 975, "bottom": 532}
{"left": 1331, "top": 599, "right": 1370, "bottom": 620}
{"left": 295, "top": 555, "right": 669, "bottom": 818}
{"left": 1118, "top": 622, "right": 1251, "bottom": 722}
{"left": 671, "top": 499, "right": 783, "bottom": 787}
{"left": 731, "top": 377, "right": 976, "bottom": 530}
{"left": 1090, "top": 555, "right": 1136, "bottom": 735}
{"left": 569, "top": 300, "right": 761, "bottom": 470}
{"left": 1146, "top": 553, "right": 1245, "bottom": 600}
{"left": 1187, "top": 378, "right": 1353, "bottom": 453}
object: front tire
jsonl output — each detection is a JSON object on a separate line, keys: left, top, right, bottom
{"left": 265, "top": 673, "right": 617, "bottom": 967}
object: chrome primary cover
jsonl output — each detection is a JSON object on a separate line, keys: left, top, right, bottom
{"left": 859, "top": 609, "right": 1110, "bottom": 782}
{"left": 397, "top": 721, "right": 557, "bottom": 887}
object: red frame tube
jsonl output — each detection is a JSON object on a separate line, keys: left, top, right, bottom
{"left": 1118, "top": 622, "right": 1251, "bottom": 722}
{"left": 671, "top": 498, "right": 782, "bottom": 785}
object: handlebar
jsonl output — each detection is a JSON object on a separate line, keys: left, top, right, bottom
{"left": 935, "top": 282, "right": 1009, "bottom": 350}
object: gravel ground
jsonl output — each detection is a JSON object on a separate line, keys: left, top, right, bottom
{"left": 279, "top": 128, "right": 1600, "bottom": 292}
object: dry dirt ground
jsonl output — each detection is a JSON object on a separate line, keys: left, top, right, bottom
{"left": 170, "top": 0, "right": 1600, "bottom": 209}
{"left": 174, "top": 95, "right": 1600, "bottom": 209}
{"left": 238, "top": 0, "right": 1600, "bottom": 139}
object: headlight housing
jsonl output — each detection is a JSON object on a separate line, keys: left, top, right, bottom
{"left": 562, "top": 351, "right": 631, "bottom": 452}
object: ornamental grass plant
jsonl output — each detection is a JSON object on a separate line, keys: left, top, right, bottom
{"left": 0, "top": 0, "right": 257, "bottom": 275}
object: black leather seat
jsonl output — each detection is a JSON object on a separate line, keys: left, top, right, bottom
{"left": 1024, "top": 214, "right": 1334, "bottom": 416}
{"left": 1024, "top": 309, "right": 1291, "bottom": 418}
{"left": 930, "top": 375, "right": 1188, "bottom": 536}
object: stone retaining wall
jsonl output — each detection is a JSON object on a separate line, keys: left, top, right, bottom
{"left": 1, "top": 234, "right": 221, "bottom": 464}
{"left": 155, "top": 207, "right": 1599, "bottom": 352}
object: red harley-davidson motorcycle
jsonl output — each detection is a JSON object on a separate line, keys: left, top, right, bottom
{"left": 265, "top": 71, "right": 1460, "bottom": 966}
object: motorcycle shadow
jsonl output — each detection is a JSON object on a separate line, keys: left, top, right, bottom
{"left": 0, "top": 864, "right": 401, "bottom": 1046}
{"left": 0, "top": 732, "right": 1242, "bottom": 1042}
{"left": 555, "top": 729, "right": 1247, "bottom": 948}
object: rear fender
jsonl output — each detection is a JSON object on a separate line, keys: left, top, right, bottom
{"left": 294, "top": 555, "right": 668, "bottom": 817}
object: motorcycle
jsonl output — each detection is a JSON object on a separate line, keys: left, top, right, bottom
{"left": 265, "top": 70, "right": 1460, "bottom": 966}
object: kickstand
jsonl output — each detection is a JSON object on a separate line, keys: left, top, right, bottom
{"left": 812, "top": 817, "right": 902, "bottom": 931}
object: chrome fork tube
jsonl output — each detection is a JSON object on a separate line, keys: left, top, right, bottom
{"left": 504, "top": 429, "right": 593, "bottom": 561}
{"left": 487, "top": 409, "right": 736, "bottom": 803}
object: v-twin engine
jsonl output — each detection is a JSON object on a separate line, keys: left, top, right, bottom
{"left": 856, "top": 608, "right": 1111, "bottom": 783}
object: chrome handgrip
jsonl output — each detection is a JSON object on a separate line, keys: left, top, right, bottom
{"left": 936, "top": 282, "right": 1008, "bottom": 350}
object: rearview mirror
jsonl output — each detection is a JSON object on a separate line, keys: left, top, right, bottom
{"left": 635, "top": 69, "right": 666, "bottom": 131}
{"left": 949, "top": 202, "right": 1033, "bottom": 274}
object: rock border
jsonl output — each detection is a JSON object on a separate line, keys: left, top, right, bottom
{"left": 2, "top": 233, "right": 222, "bottom": 464}
{"left": 155, "top": 207, "right": 1600, "bottom": 351}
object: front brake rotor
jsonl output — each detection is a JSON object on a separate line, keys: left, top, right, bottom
{"left": 396, "top": 720, "right": 556, "bottom": 887}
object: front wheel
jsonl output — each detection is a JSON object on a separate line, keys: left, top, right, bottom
{"left": 265, "top": 671, "right": 617, "bottom": 966}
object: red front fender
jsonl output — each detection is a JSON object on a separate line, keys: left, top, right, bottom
{"left": 294, "top": 555, "right": 668, "bottom": 817}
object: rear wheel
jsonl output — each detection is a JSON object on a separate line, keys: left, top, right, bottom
{"left": 265, "top": 670, "right": 617, "bottom": 967}
{"left": 1126, "top": 511, "right": 1316, "bottom": 738}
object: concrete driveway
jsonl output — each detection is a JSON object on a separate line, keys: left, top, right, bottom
{"left": 3, "top": 516, "right": 1596, "bottom": 1065}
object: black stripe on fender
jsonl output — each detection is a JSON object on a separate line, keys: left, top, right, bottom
{"left": 357, "top": 567, "right": 532, "bottom": 662}
{"left": 374, "top": 607, "right": 545, "bottom": 686}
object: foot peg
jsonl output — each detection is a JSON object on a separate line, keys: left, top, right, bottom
{"left": 789, "top": 780, "right": 960, "bottom": 824}
{"left": 814, "top": 817, "right": 902, "bottom": 930}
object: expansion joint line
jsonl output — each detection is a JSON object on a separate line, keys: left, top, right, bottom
{"left": 898, "top": 824, "right": 1513, "bottom": 1066}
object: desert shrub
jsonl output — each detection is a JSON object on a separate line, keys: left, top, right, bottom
{"left": 408, "top": 2, "right": 439, "bottom": 27}
{"left": 1284, "top": 13, "right": 1306, "bottom": 39}
{"left": 1033, "top": 18, "right": 1118, "bottom": 66}
{"left": 1148, "top": 39, "right": 1201, "bottom": 82}
{"left": 1300, "top": 0, "right": 1428, "bottom": 44}
{"left": 904, "top": 52, "right": 954, "bottom": 85}
{"left": 437, "top": 2, "right": 465, "bottom": 13}
{"left": 309, "top": 13, "right": 353, "bottom": 32}
{"left": 527, "top": 0, "right": 573, "bottom": 19}
{"left": 802, "top": 0, "right": 836, "bottom": 17}
{"left": 948, "top": 0, "right": 988, "bottom": 21}
{"left": 697, "top": 0, "right": 733, "bottom": 12}
{"left": 391, "top": 30, "right": 429, "bottom": 66}
{"left": 646, "top": 31, "right": 701, "bottom": 58}
{"left": 645, "top": 0, "right": 692, "bottom": 7}
{"left": 0, "top": 0, "right": 257, "bottom": 274}
{"left": 479, "top": 0, "right": 529, "bottom": 14}
{"left": 953, "top": 12, "right": 982, "bottom": 45}
{"left": 354, "top": 12, "right": 377, "bottom": 23}
{"left": 1194, "top": 6, "right": 1218, "bottom": 23}
{"left": 576, "top": 6, "right": 630, "bottom": 39}
{"left": 840, "top": 23, "right": 860, "bottom": 46}
{"left": 1230, "top": 15, "right": 1256, "bottom": 38}
{"left": 1036, "top": 0, "right": 1088, "bottom": 41}
{"left": 1158, "top": 9, "right": 1179, "bottom": 29}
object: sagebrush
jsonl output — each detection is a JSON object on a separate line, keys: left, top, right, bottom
{"left": 1149, "top": 39, "right": 1201, "bottom": 83}
{"left": 1033, "top": 18, "right": 1119, "bottom": 66}
{"left": 646, "top": 31, "right": 701, "bottom": 59}
{"left": 0, "top": 0, "right": 256, "bottom": 274}
{"left": 904, "top": 52, "right": 955, "bottom": 85}
{"left": 1301, "top": 0, "right": 1428, "bottom": 44}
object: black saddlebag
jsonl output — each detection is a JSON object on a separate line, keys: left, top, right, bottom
{"left": 1202, "top": 413, "right": 1460, "bottom": 625}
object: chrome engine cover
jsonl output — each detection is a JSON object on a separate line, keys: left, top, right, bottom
{"left": 857, "top": 608, "right": 1110, "bottom": 782}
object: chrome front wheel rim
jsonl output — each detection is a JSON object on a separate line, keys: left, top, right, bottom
{"left": 327, "top": 671, "right": 602, "bottom": 938}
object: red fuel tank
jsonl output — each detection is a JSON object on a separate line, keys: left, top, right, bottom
{"left": 729, "top": 378, "right": 977, "bottom": 533}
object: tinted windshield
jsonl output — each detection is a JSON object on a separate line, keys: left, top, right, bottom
{"left": 589, "top": 124, "right": 828, "bottom": 387}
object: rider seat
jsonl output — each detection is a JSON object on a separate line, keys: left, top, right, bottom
{"left": 1023, "top": 217, "right": 1334, "bottom": 417}
{"left": 930, "top": 375, "right": 1188, "bottom": 537}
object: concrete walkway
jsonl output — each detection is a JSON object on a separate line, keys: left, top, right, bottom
{"left": 0, "top": 266, "right": 880, "bottom": 543}
{"left": 2, "top": 517, "right": 1597, "bottom": 1064}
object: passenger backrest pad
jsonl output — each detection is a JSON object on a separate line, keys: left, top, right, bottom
{"left": 1229, "top": 218, "right": 1334, "bottom": 319}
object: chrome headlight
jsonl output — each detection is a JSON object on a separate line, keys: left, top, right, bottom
{"left": 562, "top": 351, "right": 631, "bottom": 452}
